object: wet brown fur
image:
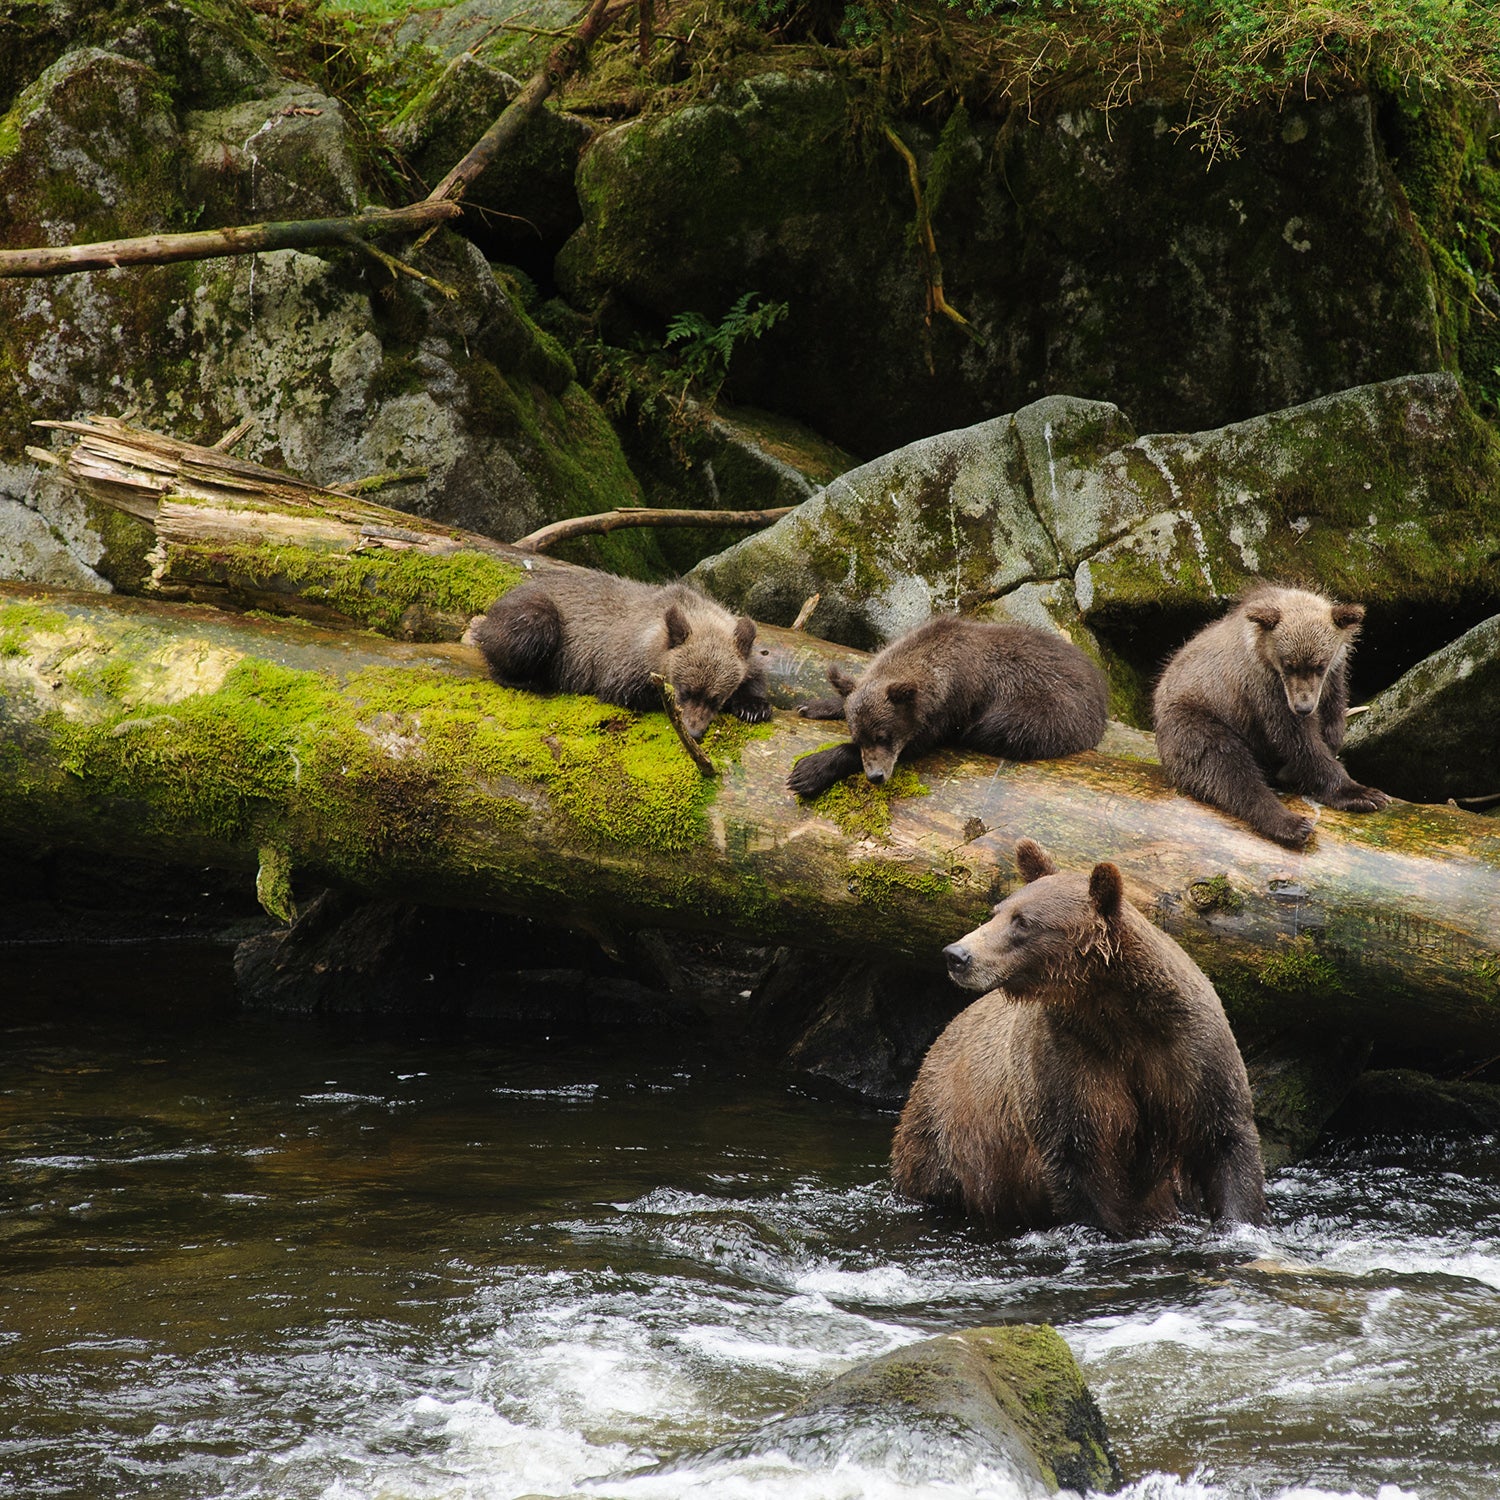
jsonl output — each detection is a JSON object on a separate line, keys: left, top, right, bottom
{"left": 1153, "top": 584, "right": 1388, "bottom": 847}
{"left": 468, "top": 571, "right": 769, "bottom": 739}
{"left": 891, "top": 839, "right": 1266, "bottom": 1237}
{"left": 788, "top": 616, "right": 1108, "bottom": 798}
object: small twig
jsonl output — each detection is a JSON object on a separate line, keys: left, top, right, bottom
{"left": 330, "top": 468, "right": 429, "bottom": 496}
{"left": 1456, "top": 790, "right": 1500, "bottom": 807}
{"left": 354, "top": 238, "right": 460, "bottom": 299}
{"left": 1455, "top": 1049, "right": 1500, "bottom": 1082}
{"left": 212, "top": 418, "right": 255, "bottom": 451}
{"left": 883, "top": 122, "right": 978, "bottom": 370}
{"left": 649, "top": 672, "right": 717, "bottom": 777}
{"left": 513, "top": 504, "right": 794, "bottom": 553}
{"left": 791, "top": 593, "right": 821, "bottom": 631}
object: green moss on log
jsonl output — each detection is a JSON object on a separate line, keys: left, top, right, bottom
{"left": 160, "top": 540, "right": 526, "bottom": 638}
{"left": 806, "top": 762, "right": 930, "bottom": 839}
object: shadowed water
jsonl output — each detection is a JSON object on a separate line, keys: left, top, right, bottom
{"left": 0, "top": 944, "right": 1496, "bottom": 1499}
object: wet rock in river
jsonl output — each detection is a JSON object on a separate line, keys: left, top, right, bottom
{"left": 705, "top": 1325, "right": 1119, "bottom": 1495}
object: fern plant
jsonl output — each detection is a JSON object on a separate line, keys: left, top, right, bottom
{"left": 664, "top": 292, "right": 790, "bottom": 405}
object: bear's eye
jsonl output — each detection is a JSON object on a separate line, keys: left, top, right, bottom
{"left": 1011, "top": 912, "right": 1030, "bottom": 933}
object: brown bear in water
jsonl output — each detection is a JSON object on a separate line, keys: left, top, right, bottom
{"left": 1153, "top": 584, "right": 1389, "bottom": 848}
{"left": 891, "top": 839, "right": 1265, "bottom": 1236}
{"left": 468, "top": 570, "right": 769, "bottom": 739}
{"left": 787, "top": 616, "right": 1108, "bottom": 799}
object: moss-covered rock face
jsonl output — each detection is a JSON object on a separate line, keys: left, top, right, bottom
{"left": 384, "top": 51, "right": 591, "bottom": 272}
{"left": 0, "top": 2, "right": 668, "bottom": 584}
{"left": 184, "top": 83, "right": 363, "bottom": 222}
{"left": 736, "top": 1325, "right": 1118, "bottom": 1495}
{"left": 692, "top": 374, "right": 1500, "bottom": 724}
{"left": 561, "top": 75, "right": 1442, "bottom": 456}
{"left": 1344, "top": 612, "right": 1500, "bottom": 803}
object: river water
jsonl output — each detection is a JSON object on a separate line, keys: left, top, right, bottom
{"left": 1, "top": 943, "right": 1496, "bottom": 1500}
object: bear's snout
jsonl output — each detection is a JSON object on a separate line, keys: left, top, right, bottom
{"left": 943, "top": 942, "right": 972, "bottom": 973}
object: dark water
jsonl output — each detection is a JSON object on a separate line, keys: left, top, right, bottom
{"left": 1, "top": 944, "right": 1497, "bottom": 1500}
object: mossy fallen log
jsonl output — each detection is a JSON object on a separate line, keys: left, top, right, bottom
{"left": 35, "top": 415, "right": 863, "bottom": 706}
{"left": 2, "top": 581, "right": 1499, "bottom": 1059}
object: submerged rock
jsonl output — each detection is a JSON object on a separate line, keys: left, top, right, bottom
{"left": 1343, "top": 613, "right": 1500, "bottom": 803}
{"left": 234, "top": 890, "right": 688, "bottom": 1027}
{"left": 703, "top": 1325, "right": 1118, "bottom": 1495}
{"left": 692, "top": 374, "right": 1500, "bottom": 723}
{"left": 561, "top": 73, "right": 1441, "bottom": 456}
{"left": 1321, "top": 1067, "right": 1500, "bottom": 1139}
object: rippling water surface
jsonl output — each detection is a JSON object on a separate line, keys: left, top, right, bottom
{"left": 1, "top": 944, "right": 1496, "bottom": 1500}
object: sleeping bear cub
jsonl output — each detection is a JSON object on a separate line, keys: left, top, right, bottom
{"left": 891, "top": 839, "right": 1265, "bottom": 1237}
{"left": 468, "top": 570, "right": 770, "bottom": 739}
{"left": 1153, "top": 584, "right": 1389, "bottom": 847}
{"left": 787, "top": 616, "right": 1108, "bottom": 799}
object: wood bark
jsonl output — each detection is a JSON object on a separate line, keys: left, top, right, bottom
{"left": 0, "top": 202, "right": 461, "bottom": 280}
{"left": 1, "top": 580, "right": 1498, "bottom": 1060}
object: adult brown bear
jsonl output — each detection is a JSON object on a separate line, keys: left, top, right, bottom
{"left": 891, "top": 840, "right": 1265, "bottom": 1236}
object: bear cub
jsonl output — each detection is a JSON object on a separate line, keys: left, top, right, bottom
{"left": 1153, "top": 584, "right": 1389, "bottom": 848}
{"left": 468, "top": 570, "right": 770, "bottom": 739}
{"left": 891, "top": 839, "right": 1266, "bottom": 1237}
{"left": 787, "top": 616, "right": 1108, "bottom": 799}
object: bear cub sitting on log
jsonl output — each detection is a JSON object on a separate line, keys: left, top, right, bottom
{"left": 468, "top": 571, "right": 770, "bottom": 739}
{"left": 787, "top": 617, "right": 1108, "bottom": 799}
{"left": 1153, "top": 584, "right": 1389, "bottom": 848}
{"left": 891, "top": 839, "right": 1265, "bottom": 1237}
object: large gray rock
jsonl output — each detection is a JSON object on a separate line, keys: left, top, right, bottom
{"left": 1342, "top": 613, "right": 1500, "bottom": 804}
{"left": 560, "top": 73, "right": 1442, "bottom": 456}
{"left": 703, "top": 1326, "right": 1119, "bottom": 1495}
{"left": 692, "top": 374, "right": 1500, "bottom": 721}
{"left": 0, "top": 13, "right": 668, "bottom": 585}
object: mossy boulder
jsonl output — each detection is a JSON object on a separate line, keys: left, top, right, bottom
{"left": 1343, "top": 613, "right": 1500, "bottom": 804}
{"left": 721, "top": 1326, "right": 1118, "bottom": 1494}
{"left": 690, "top": 392, "right": 1136, "bottom": 651}
{"left": 0, "top": 7, "right": 667, "bottom": 582}
{"left": 184, "top": 82, "right": 364, "bottom": 222}
{"left": 384, "top": 51, "right": 591, "bottom": 269}
{"left": 560, "top": 74, "right": 1442, "bottom": 456}
{"left": 693, "top": 374, "right": 1500, "bottom": 725}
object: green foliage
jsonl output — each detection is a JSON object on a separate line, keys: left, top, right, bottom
{"left": 665, "top": 292, "right": 790, "bottom": 400}
{"left": 708, "top": 0, "right": 1500, "bottom": 159}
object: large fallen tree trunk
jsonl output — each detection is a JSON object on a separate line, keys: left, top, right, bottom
{"left": 2, "top": 581, "right": 1498, "bottom": 1057}
{"left": 36, "top": 416, "right": 862, "bottom": 704}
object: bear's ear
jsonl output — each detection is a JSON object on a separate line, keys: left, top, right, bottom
{"left": 665, "top": 604, "right": 691, "bottom": 650}
{"left": 1245, "top": 603, "right": 1282, "bottom": 631}
{"left": 733, "top": 615, "right": 757, "bottom": 659}
{"left": 1089, "top": 862, "right": 1124, "bottom": 923}
{"left": 1331, "top": 602, "right": 1365, "bottom": 630}
{"left": 828, "top": 664, "right": 858, "bottom": 697}
{"left": 1015, "top": 839, "right": 1057, "bottom": 883}
{"left": 885, "top": 680, "right": 919, "bottom": 705}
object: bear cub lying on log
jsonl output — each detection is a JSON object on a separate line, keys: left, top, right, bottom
{"left": 1153, "top": 584, "right": 1389, "bottom": 848}
{"left": 892, "top": 839, "right": 1265, "bottom": 1237}
{"left": 469, "top": 571, "right": 770, "bottom": 739}
{"left": 787, "top": 616, "right": 1108, "bottom": 799}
